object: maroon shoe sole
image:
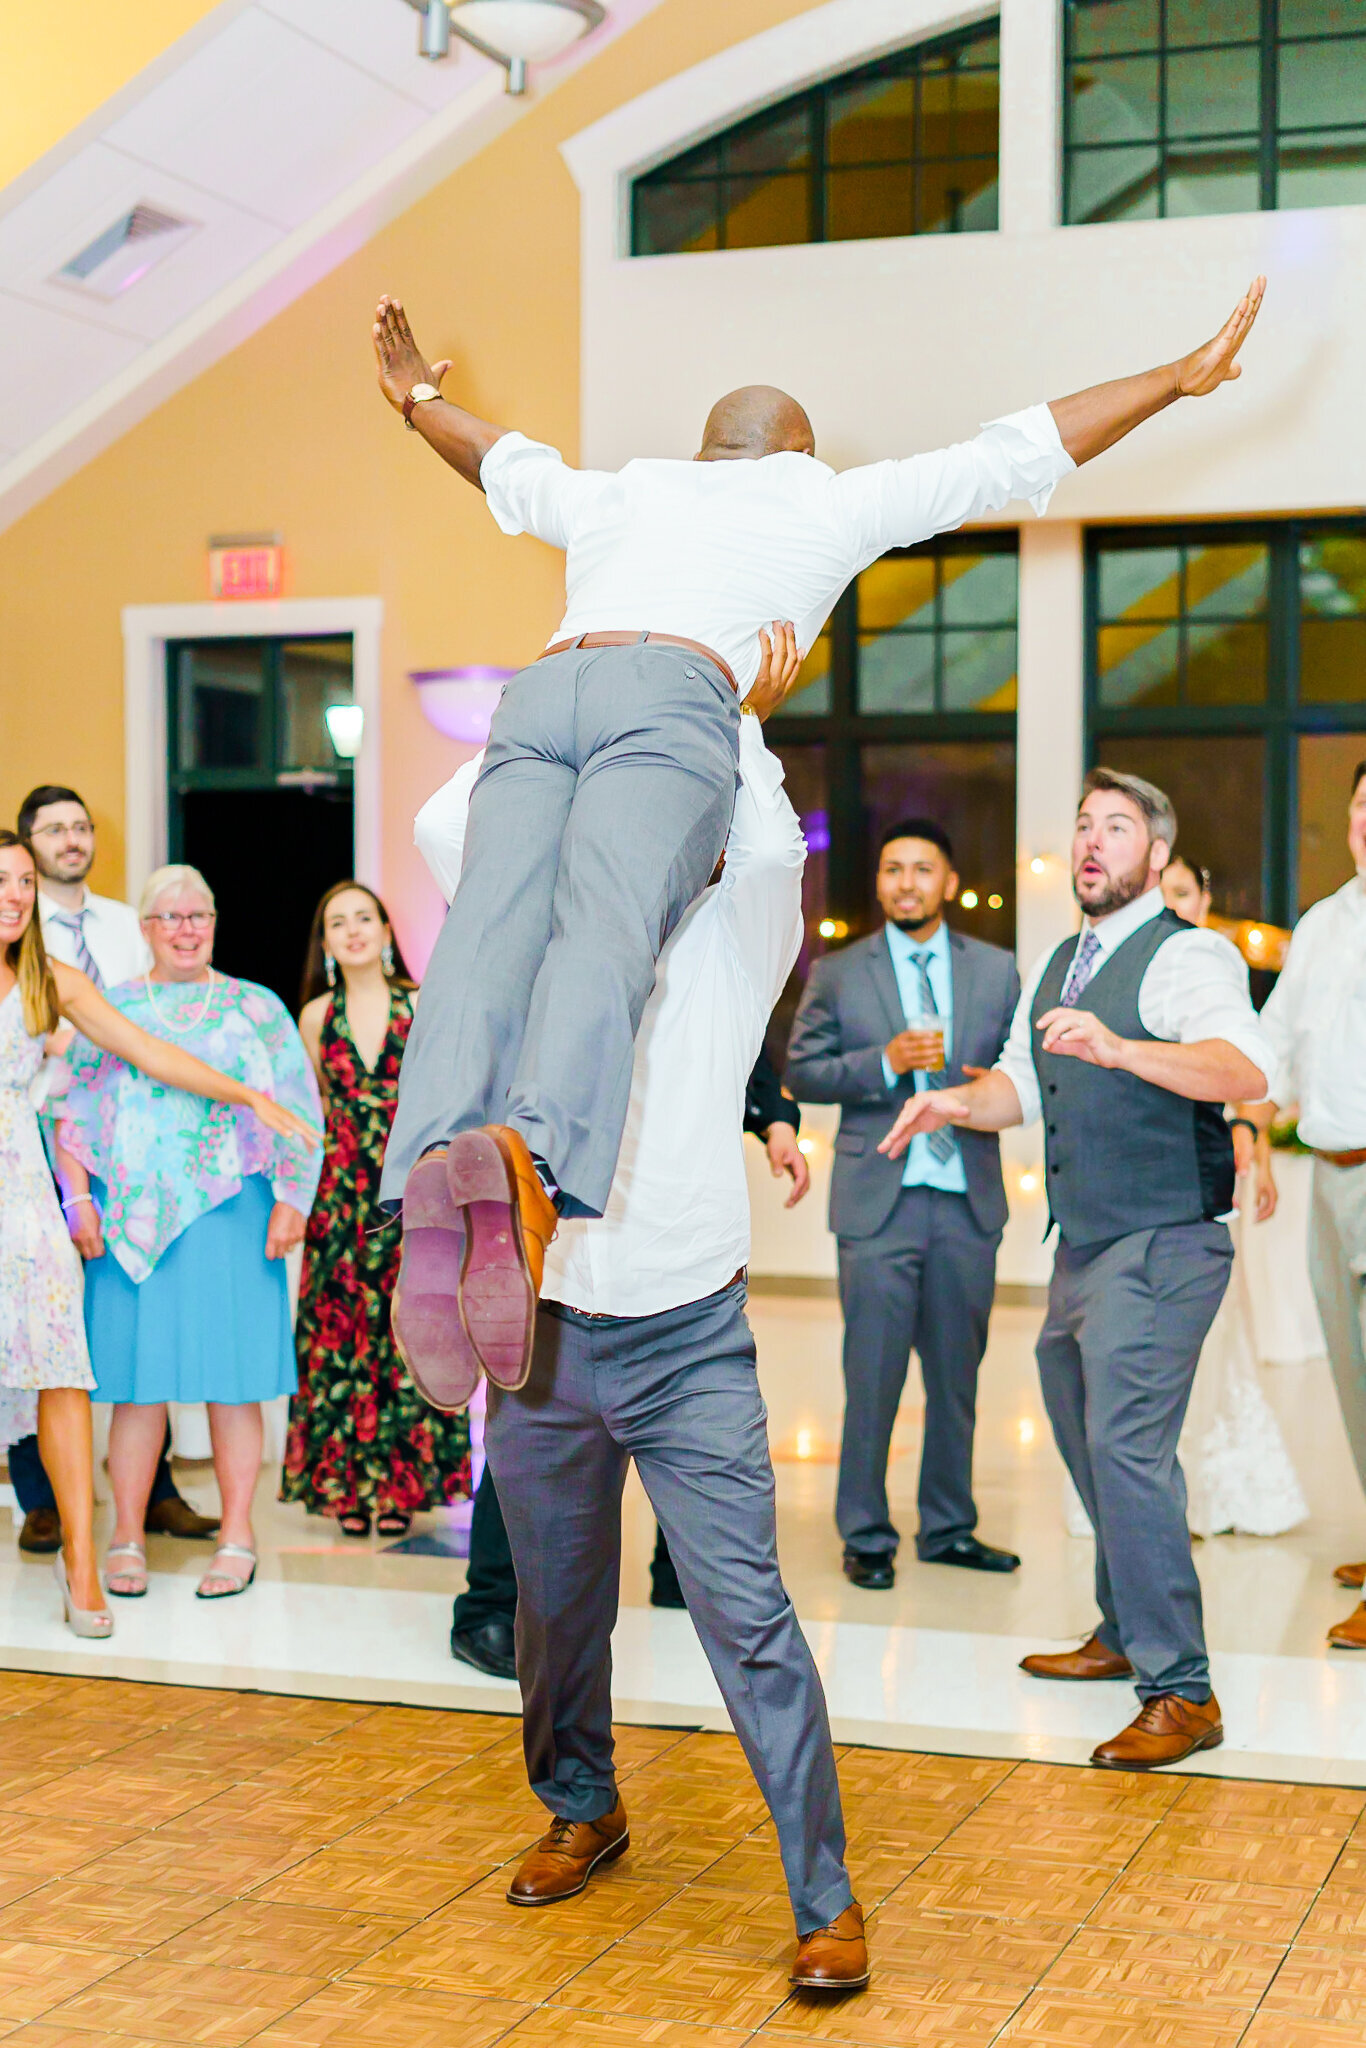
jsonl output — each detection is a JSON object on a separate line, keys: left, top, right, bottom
{"left": 445, "top": 1130, "right": 537, "bottom": 1392}
{"left": 393, "top": 1153, "right": 482, "bottom": 1413}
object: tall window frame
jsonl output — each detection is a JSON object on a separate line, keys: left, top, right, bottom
{"left": 1063, "top": 0, "right": 1366, "bottom": 226}
{"left": 631, "top": 18, "right": 1001, "bottom": 258}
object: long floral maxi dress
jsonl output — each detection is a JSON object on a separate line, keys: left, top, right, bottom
{"left": 281, "top": 986, "right": 470, "bottom": 1518}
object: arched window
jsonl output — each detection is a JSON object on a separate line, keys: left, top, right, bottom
{"left": 631, "top": 19, "right": 1000, "bottom": 257}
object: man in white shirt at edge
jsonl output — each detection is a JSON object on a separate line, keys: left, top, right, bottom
{"left": 14, "top": 784, "right": 219, "bottom": 1551}
{"left": 410, "top": 642, "right": 870, "bottom": 1994}
{"left": 371, "top": 282, "right": 1267, "bottom": 1408}
{"left": 1251, "top": 760, "right": 1366, "bottom": 1650}
{"left": 881, "top": 770, "right": 1277, "bottom": 1771}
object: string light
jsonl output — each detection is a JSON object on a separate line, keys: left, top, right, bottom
{"left": 795, "top": 1428, "right": 814, "bottom": 1461}
{"left": 960, "top": 889, "right": 979, "bottom": 909}
{"left": 1248, "top": 928, "right": 1264, "bottom": 949}
{"left": 1018, "top": 1418, "right": 1036, "bottom": 1447}
{"left": 818, "top": 917, "right": 849, "bottom": 940}
{"left": 1029, "top": 856, "right": 1046, "bottom": 874}
{"left": 1019, "top": 1171, "right": 1038, "bottom": 1193}
{"left": 987, "top": 893, "right": 1003, "bottom": 910}
{"left": 797, "top": 1138, "right": 816, "bottom": 1157}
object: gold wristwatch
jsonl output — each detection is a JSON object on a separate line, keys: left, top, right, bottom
{"left": 402, "top": 383, "right": 442, "bottom": 429}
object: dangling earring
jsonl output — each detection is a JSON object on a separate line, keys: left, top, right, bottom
{"left": 381, "top": 940, "right": 395, "bottom": 977}
{"left": 324, "top": 953, "right": 337, "bottom": 988}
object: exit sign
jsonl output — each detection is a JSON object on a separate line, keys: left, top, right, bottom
{"left": 209, "top": 532, "right": 283, "bottom": 600}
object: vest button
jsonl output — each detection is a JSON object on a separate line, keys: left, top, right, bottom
{"left": 1048, "top": 1084, "right": 1058, "bottom": 1095}
{"left": 1048, "top": 1123, "right": 1057, "bottom": 1135}
{"left": 1050, "top": 1163, "right": 1060, "bottom": 1174}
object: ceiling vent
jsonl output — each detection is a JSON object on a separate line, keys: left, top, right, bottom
{"left": 53, "top": 204, "right": 197, "bottom": 299}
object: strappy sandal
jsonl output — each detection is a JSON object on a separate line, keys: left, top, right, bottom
{"left": 104, "top": 1540, "right": 148, "bottom": 1599}
{"left": 376, "top": 1512, "right": 411, "bottom": 1539}
{"left": 338, "top": 1510, "right": 372, "bottom": 1538}
{"left": 196, "top": 1543, "right": 257, "bottom": 1600}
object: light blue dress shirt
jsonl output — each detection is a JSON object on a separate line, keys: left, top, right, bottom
{"left": 879, "top": 921, "right": 968, "bottom": 1195}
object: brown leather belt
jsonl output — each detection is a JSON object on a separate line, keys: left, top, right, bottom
{"left": 540, "top": 631, "right": 738, "bottom": 694}
{"left": 1314, "top": 1148, "right": 1366, "bottom": 1169}
{"left": 552, "top": 1267, "right": 747, "bottom": 1322}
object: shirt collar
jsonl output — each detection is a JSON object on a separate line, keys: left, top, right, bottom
{"left": 1082, "top": 883, "right": 1165, "bottom": 958}
{"left": 40, "top": 887, "right": 91, "bottom": 923}
{"left": 885, "top": 918, "right": 950, "bottom": 965}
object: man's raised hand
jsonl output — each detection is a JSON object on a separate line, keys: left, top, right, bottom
{"left": 742, "top": 621, "right": 803, "bottom": 720}
{"left": 373, "top": 295, "right": 451, "bottom": 415}
{"left": 878, "top": 1088, "right": 972, "bottom": 1162}
{"left": 1176, "top": 277, "right": 1265, "bottom": 398}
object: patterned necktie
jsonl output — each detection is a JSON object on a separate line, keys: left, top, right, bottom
{"left": 909, "top": 949, "right": 958, "bottom": 1165}
{"left": 51, "top": 910, "right": 102, "bottom": 988}
{"left": 1059, "top": 928, "right": 1102, "bottom": 1008}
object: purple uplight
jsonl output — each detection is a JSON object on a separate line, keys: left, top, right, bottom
{"left": 802, "top": 808, "right": 831, "bottom": 854}
{"left": 411, "top": 667, "right": 515, "bottom": 745}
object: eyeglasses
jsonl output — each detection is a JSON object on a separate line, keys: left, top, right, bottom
{"left": 29, "top": 821, "right": 93, "bottom": 842}
{"left": 148, "top": 911, "right": 215, "bottom": 932}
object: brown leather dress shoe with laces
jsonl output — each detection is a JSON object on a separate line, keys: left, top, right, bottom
{"left": 1335, "top": 1561, "right": 1366, "bottom": 1590}
{"left": 1327, "top": 1602, "right": 1366, "bottom": 1649}
{"left": 506, "top": 1799, "right": 629, "bottom": 1905}
{"left": 790, "top": 1903, "right": 870, "bottom": 1990}
{"left": 1091, "top": 1692, "right": 1223, "bottom": 1770}
{"left": 447, "top": 1125, "right": 559, "bottom": 1392}
{"left": 1020, "top": 1633, "right": 1134, "bottom": 1681}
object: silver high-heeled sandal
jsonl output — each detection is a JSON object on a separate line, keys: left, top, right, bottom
{"left": 54, "top": 1554, "right": 114, "bottom": 1640}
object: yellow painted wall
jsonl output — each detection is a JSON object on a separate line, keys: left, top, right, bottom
{"left": 0, "top": 1, "right": 226, "bottom": 187}
{"left": 0, "top": 0, "right": 817, "bottom": 960}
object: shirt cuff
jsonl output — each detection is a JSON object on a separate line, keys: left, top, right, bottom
{"left": 478, "top": 429, "right": 552, "bottom": 536}
{"left": 881, "top": 1053, "right": 897, "bottom": 1091}
{"left": 979, "top": 403, "right": 1075, "bottom": 517}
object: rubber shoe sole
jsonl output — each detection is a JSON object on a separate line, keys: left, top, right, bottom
{"left": 446, "top": 1129, "right": 538, "bottom": 1392}
{"left": 393, "top": 1152, "right": 482, "bottom": 1413}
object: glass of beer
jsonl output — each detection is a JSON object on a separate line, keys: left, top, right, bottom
{"left": 910, "top": 1013, "right": 946, "bottom": 1072}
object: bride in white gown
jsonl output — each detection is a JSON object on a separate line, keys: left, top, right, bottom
{"left": 1064, "top": 857, "right": 1307, "bottom": 1540}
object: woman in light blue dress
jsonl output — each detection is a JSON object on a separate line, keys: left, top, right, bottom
{"left": 55, "top": 865, "right": 323, "bottom": 1601}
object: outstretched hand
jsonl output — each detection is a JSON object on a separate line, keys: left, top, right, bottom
{"left": 1035, "top": 1007, "right": 1127, "bottom": 1067}
{"left": 878, "top": 1089, "right": 972, "bottom": 1162}
{"left": 1176, "top": 277, "right": 1265, "bottom": 397}
{"left": 246, "top": 1089, "right": 322, "bottom": 1149}
{"left": 373, "top": 295, "right": 452, "bottom": 415}
{"left": 742, "top": 621, "right": 803, "bottom": 720}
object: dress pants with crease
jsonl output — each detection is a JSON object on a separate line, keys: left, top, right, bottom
{"left": 484, "top": 1282, "right": 853, "bottom": 1935}
{"left": 381, "top": 643, "right": 740, "bottom": 1219}
{"left": 1036, "top": 1220, "right": 1233, "bottom": 1703}
{"left": 1308, "top": 1159, "right": 1366, "bottom": 1495}
{"left": 836, "top": 1185, "right": 999, "bottom": 1559}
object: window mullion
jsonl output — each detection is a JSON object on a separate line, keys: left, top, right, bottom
{"left": 1261, "top": 0, "right": 1279, "bottom": 210}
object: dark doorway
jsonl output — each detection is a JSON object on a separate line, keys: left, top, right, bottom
{"left": 178, "top": 788, "right": 354, "bottom": 1008}
{"left": 167, "top": 637, "right": 356, "bottom": 1009}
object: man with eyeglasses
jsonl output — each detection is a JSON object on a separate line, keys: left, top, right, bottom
{"left": 8, "top": 786, "right": 219, "bottom": 1552}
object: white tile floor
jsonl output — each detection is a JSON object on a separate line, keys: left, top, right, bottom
{"left": 5, "top": 1294, "right": 1366, "bottom": 1781}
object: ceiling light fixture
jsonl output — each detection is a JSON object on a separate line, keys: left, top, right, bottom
{"left": 401, "top": 0, "right": 605, "bottom": 93}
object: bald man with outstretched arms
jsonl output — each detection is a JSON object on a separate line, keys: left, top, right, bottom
{"left": 374, "top": 282, "right": 1266, "bottom": 1413}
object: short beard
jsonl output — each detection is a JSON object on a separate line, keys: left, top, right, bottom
{"left": 1075, "top": 856, "right": 1151, "bottom": 919}
{"left": 893, "top": 911, "right": 938, "bottom": 936}
{"left": 34, "top": 854, "right": 92, "bottom": 887}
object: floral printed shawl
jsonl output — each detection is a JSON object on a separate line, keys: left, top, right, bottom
{"left": 57, "top": 974, "right": 323, "bottom": 1284}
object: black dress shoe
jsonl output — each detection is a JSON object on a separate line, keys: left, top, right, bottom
{"left": 842, "top": 1550, "right": 895, "bottom": 1590}
{"left": 450, "top": 1619, "right": 518, "bottom": 1681}
{"left": 921, "top": 1535, "right": 1020, "bottom": 1574}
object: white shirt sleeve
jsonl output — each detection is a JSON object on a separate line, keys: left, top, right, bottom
{"left": 1136, "top": 927, "right": 1279, "bottom": 1101}
{"left": 414, "top": 750, "right": 486, "bottom": 904}
{"left": 830, "top": 403, "right": 1075, "bottom": 562}
{"left": 717, "top": 718, "right": 806, "bottom": 1013}
{"left": 478, "top": 430, "right": 614, "bottom": 547}
{"left": 994, "top": 947, "right": 1055, "bottom": 1129}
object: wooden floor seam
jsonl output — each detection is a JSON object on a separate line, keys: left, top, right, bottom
{"left": 3, "top": 1670, "right": 1366, "bottom": 2045}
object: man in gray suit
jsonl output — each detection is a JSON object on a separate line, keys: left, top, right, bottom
{"left": 787, "top": 821, "right": 1021, "bottom": 1588}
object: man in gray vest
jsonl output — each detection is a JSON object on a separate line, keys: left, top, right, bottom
{"left": 880, "top": 770, "right": 1277, "bottom": 1768}
{"left": 786, "top": 820, "right": 1021, "bottom": 1588}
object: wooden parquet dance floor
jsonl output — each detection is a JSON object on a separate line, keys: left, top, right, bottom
{"left": 2, "top": 1674, "right": 1366, "bottom": 2046}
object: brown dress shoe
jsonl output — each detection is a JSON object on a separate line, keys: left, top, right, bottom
{"left": 1327, "top": 1602, "right": 1366, "bottom": 1649}
{"left": 506, "top": 1799, "right": 629, "bottom": 1905}
{"left": 144, "top": 1496, "right": 221, "bottom": 1540}
{"left": 18, "top": 1507, "right": 62, "bottom": 1555}
{"left": 1020, "top": 1633, "right": 1135, "bottom": 1681}
{"left": 1091, "top": 1692, "right": 1223, "bottom": 1770}
{"left": 447, "top": 1125, "right": 558, "bottom": 1392}
{"left": 790, "top": 1902, "right": 870, "bottom": 1990}
{"left": 1335, "top": 1561, "right": 1366, "bottom": 1590}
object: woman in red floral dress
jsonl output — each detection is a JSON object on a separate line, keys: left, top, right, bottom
{"left": 283, "top": 883, "right": 470, "bottom": 1536}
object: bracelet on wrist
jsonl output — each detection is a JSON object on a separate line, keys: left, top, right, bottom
{"left": 61, "top": 1195, "right": 95, "bottom": 1211}
{"left": 1228, "top": 1117, "right": 1259, "bottom": 1139}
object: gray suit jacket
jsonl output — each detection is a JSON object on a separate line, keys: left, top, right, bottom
{"left": 785, "top": 925, "right": 1021, "bottom": 1241}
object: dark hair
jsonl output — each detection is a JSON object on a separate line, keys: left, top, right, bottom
{"left": 878, "top": 817, "right": 954, "bottom": 864}
{"left": 17, "top": 785, "right": 88, "bottom": 840}
{"left": 1082, "top": 767, "right": 1177, "bottom": 851}
{"left": 300, "top": 880, "right": 416, "bottom": 1010}
{"left": 1353, "top": 760, "right": 1366, "bottom": 799}
{"left": 1165, "top": 853, "right": 1212, "bottom": 895}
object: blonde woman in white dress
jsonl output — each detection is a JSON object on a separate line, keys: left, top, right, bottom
{"left": 1161, "top": 856, "right": 1307, "bottom": 1537}
{"left": 0, "top": 831, "right": 318, "bottom": 1638}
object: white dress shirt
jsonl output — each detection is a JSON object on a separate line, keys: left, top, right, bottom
{"left": 1259, "top": 877, "right": 1366, "bottom": 1150}
{"left": 39, "top": 887, "right": 150, "bottom": 988}
{"left": 480, "top": 406, "right": 1073, "bottom": 693}
{"left": 995, "top": 885, "right": 1277, "bottom": 1128}
{"left": 414, "top": 716, "right": 805, "bottom": 1315}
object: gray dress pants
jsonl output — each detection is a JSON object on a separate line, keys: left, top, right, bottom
{"left": 1308, "top": 1159, "right": 1366, "bottom": 1494}
{"left": 836, "top": 1186, "right": 1000, "bottom": 1559}
{"left": 1035, "top": 1221, "right": 1233, "bottom": 1702}
{"left": 381, "top": 642, "right": 740, "bottom": 1218}
{"left": 484, "top": 1283, "right": 853, "bottom": 1934}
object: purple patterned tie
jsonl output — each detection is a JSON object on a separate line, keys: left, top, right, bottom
{"left": 1059, "top": 928, "right": 1101, "bottom": 1008}
{"left": 51, "top": 910, "right": 102, "bottom": 988}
